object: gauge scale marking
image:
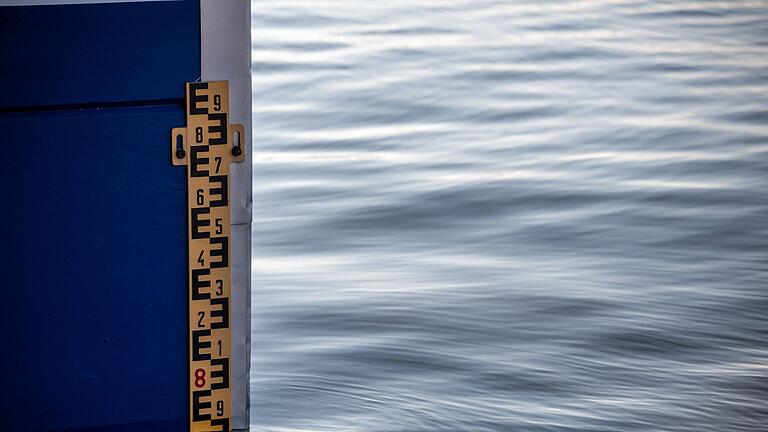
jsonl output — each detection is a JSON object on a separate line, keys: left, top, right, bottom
{"left": 172, "top": 81, "right": 244, "bottom": 432}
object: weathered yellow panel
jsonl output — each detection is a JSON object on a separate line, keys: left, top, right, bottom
{"left": 172, "top": 81, "right": 244, "bottom": 432}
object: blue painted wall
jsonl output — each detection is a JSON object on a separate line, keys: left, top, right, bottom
{"left": 0, "top": 1, "right": 201, "bottom": 108}
{"left": 0, "top": 2, "right": 200, "bottom": 431}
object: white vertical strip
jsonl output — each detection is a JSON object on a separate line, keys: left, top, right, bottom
{"left": 200, "top": 0, "right": 252, "bottom": 227}
{"left": 200, "top": 1, "right": 252, "bottom": 430}
{"left": 229, "top": 222, "right": 252, "bottom": 431}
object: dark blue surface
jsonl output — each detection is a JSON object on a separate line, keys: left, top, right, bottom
{"left": 0, "top": 2, "right": 200, "bottom": 430}
{"left": 0, "top": 105, "right": 189, "bottom": 431}
{"left": 0, "top": 0, "right": 200, "bottom": 109}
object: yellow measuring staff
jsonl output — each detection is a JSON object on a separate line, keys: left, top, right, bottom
{"left": 172, "top": 81, "right": 245, "bottom": 432}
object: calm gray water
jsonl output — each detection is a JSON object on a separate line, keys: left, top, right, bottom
{"left": 249, "top": 1, "right": 768, "bottom": 431}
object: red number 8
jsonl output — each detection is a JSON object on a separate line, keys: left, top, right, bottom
{"left": 194, "top": 368, "right": 206, "bottom": 388}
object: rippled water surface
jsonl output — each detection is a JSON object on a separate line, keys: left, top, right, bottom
{"left": 249, "top": 1, "right": 768, "bottom": 430}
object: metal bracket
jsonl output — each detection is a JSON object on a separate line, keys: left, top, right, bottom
{"left": 171, "top": 89, "right": 245, "bottom": 166}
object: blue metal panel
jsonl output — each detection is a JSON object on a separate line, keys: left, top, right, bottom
{"left": 0, "top": 105, "right": 189, "bottom": 431}
{"left": 0, "top": 1, "right": 201, "bottom": 430}
{"left": 0, "top": 0, "right": 200, "bottom": 109}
